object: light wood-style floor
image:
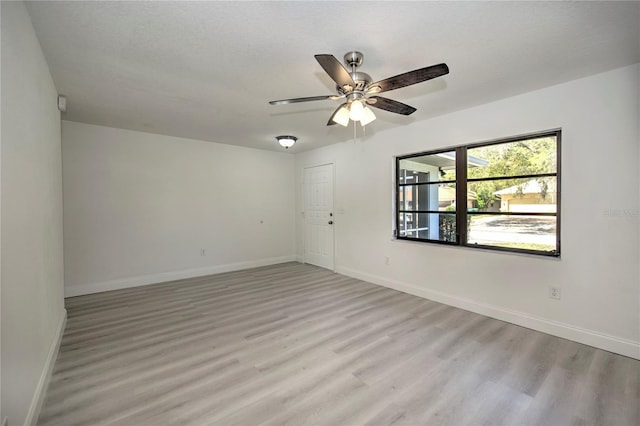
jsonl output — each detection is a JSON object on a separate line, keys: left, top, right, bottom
{"left": 39, "top": 262, "right": 639, "bottom": 426}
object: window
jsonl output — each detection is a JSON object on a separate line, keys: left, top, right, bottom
{"left": 395, "top": 130, "right": 560, "bottom": 257}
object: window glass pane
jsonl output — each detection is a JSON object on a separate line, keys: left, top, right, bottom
{"left": 398, "top": 213, "right": 456, "bottom": 242}
{"left": 399, "top": 151, "right": 456, "bottom": 182}
{"left": 467, "top": 214, "right": 557, "bottom": 252}
{"left": 468, "top": 177, "right": 557, "bottom": 212}
{"left": 394, "top": 130, "right": 560, "bottom": 257}
{"left": 467, "top": 136, "right": 557, "bottom": 179}
{"left": 399, "top": 184, "right": 457, "bottom": 211}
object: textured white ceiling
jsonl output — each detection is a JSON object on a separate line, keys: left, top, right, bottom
{"left": 26, "top": 1, "right": 640, "bottom": 152}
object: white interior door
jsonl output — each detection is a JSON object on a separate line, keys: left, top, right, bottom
{"left": 304, "top": 164, "right": 334, "bottom": 270}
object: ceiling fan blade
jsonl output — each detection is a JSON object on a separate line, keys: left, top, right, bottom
{"left": 269, "top": 95, "right": 339, "bottom": 105}
{"left": 315, "top": 54, "right": 356, "bottom": 90}
{"left": 367, "top": 96, "right": 417, "bottom": 115}
{"left": 367, "top": 63, "right": 449, "bottom": 94}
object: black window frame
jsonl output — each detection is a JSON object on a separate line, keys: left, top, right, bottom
{"left": 395, "top": 129, "right": 561, "bottom": 257}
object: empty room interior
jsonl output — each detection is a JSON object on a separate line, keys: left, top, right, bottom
{"left": 2, "top": 1, "right": 640, "bottom": 425}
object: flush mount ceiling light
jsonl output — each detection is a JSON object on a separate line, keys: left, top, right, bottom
{"left": 276, "top": 135, "right": 297, "bottom": 149}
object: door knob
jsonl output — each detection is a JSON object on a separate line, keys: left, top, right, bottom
{"left": 328, "top": 220, "right": 333, "bottom": 225}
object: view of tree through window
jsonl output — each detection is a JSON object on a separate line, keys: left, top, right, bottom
{"left": 395, "top": 130, "right": 560, "bottom": 256}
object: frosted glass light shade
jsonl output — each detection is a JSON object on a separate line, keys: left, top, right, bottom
{"left": 276, "top": 135, "right": 297, "bottom": 148}
{"left": 349, "top": 100, "right": 364, "bottom": 121}
{"left": 331, "top": 105, "right": 350, "bottom": 127}
{"left": 360, "top": 106, "right": 376, "bottom": 126}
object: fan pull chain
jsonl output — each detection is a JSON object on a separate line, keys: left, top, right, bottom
{"left": 353, "top": 120, "right": 357, "bottom": 143}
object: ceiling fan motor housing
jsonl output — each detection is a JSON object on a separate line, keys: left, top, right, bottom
{"left": 337, "top": 71, "right": 372, "bottom": 94}
{"left": 339, "top": 51, "right": 371, "bottom": 93}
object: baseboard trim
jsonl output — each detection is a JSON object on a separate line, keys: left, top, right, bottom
{"left": 336, "top": 266, "right": 640, "bottom": 360}
{"left": 65, "top": 256, "right": 298, "bottom": 297}
{"left": 24, "top": 310, "right": 67, "bottom": 426}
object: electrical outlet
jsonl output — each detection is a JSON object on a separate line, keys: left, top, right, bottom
{"left": 549, "top": 287, "right": 561, "bottom": 300}
{"left": 384, "top": 256, "right": 390, "bottom": 265}
{"left": 200, "top": 249, "right": 206, "bottom": 256}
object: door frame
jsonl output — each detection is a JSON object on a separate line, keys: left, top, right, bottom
{"left": 302, "top": 162, "right": 336, "bottom": 271}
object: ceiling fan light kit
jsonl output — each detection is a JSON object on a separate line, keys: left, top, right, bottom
{"left": 269, "top": 51, "right": 449, "bottom": 129}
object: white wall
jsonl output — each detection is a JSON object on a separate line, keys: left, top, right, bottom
{"left": 62, "top": 121, "right": 296, "bottom": 296}
{"left": 295, "top": 64, "right": 640, "bottom": 359}
{"left": 1, "top": 2, "right": 66, "bottom": 425}
{"left": 1, "top": 2, "right": 3, "bottom": 421}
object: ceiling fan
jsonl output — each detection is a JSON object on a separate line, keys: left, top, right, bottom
{"left": 269, "top": 51, "right": 449, "bottom": 127}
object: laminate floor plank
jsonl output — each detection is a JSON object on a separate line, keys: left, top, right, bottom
{"left": 38, "top": 262, "right": 639, "bottom": 425}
